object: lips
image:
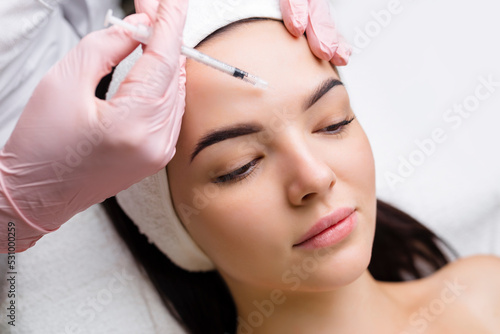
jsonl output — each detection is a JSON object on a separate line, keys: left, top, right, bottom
{"left": 293, "top": 207, "right": 356, "bottom": 247}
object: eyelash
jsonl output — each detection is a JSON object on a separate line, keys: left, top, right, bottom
{"left": 213, "top": 158, "right": 261, "bottom": 185}
{"left": 317, "top": 116, "right": 356, "bottom": 136}
{"left": 213, "top": 116, "right": 356, "bottom": 185}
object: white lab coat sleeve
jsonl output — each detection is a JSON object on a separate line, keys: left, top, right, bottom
{"left": 0, "top": 0, "right": 123, "bottom": 148}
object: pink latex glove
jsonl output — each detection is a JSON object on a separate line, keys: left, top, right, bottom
{"left": 280, "top": 0, "right": 352, "bottom": 66}
{"left": 136, "top": 0, "right": 352, "bottom": 66}
{"left": 0, "top": 0, "right": 188, "bottom": 252}
{"left": 135, "top": 0, "right": 160, "bottom": 20}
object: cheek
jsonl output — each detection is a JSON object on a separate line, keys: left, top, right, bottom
{"left": 349, "top": 125, "right": 376, "bottom": 239}
{"left": 180, "top": 183, "right": 290, "bottom": 284}
{"left": 168, "top": 147, "right": 289, "bottom": 285}
{"left": 334, "top": 123, "right": 376, "bottom": 200}
{"left": 330, "top": 123, "right": 377, "bottom": 249}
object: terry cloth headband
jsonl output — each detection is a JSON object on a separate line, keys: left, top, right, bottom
{"left": 108, "top": 0, "right": 283, "bottom": 272}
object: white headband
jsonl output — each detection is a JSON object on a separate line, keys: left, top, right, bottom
{"left": 108, "top": 0, "right": 282, "bottom": 271}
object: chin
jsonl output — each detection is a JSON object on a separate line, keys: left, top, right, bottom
{"left": 286, "top": 241, "right": 374, "bottom": 293}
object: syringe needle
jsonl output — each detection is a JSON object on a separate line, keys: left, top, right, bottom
{"left": 104, "top": 9, "right": 268, "bottom": 89}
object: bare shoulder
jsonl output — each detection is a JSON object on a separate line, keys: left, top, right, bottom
{"left": 376, "top": 255, "right": 500, "bottom": 331}
{"left": 379, "top": 255, "right": 500, "bottom": 331}
{"left": 378, "top": 255, "right": 500, "bottom": 303}
{"left": 437, "top": 254, "right": 500, "bottom": 287}
{"left": 433, "top": 255, "right": 500, "bottom": 323}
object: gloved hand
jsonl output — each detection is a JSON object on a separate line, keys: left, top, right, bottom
{"left": 280, "top": 0, "right": 352, "bottom": 65}
{"left": 136, "top": 0, "right": 352, "bottom": 65}
{"left": 0, "top": 0, "right": 188, "bottom": 251}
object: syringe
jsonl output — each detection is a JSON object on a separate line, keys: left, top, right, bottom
{"left": 104, "top": 10, "right": 268, "bottom": 89}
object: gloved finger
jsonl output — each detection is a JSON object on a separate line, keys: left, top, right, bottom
{"left": 134, "top": 0, "right": 159, "bottom": 22}
{"left": 162, "top": 57, "right": 187, "bottom": 163}
{"left": 331, "top": 33, "right": 352, "bottom": 66}
{"left": 52, "top": 13, "right": 150, "bottom": 96}
{"left": 305, "top": 0, "right": 339, "bottom": 61}
{"left": 177, "top": 57, "right": 187, "bottom": 100}
{"left": 120, "top": 0, "right": 189, "bottom": 100}
{"left": 280, "top": 0, "right": 308, "bottom": 37}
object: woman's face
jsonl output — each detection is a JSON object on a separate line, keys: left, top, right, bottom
{"left": 167, "top": 20, "right": 376, "bottom": 293}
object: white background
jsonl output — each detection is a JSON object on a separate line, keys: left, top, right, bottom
{"left": 333, "top": 0, "right": 500, "bottom": 256}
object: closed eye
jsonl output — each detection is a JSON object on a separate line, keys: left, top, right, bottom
{"left": 213, "top": 158, "right": 261, "bottom": 184}
{"left": 317, "top": 116, "right": 356, "bottom": 135}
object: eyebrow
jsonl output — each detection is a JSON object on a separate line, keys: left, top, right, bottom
{"left": 190, "top": 78, "right": 344, "bottom": 163}
{"left": 190, "top": 124, "right": 262, "bottom": 162}
{"left": 304, "top": 78, "right": 343, "bottom": 110}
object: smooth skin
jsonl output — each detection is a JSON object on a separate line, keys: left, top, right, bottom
{"left": 166, "top": 20, "right": 500, "bottom": 333}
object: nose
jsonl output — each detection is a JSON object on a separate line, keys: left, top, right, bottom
{"left": 284, "top": 142, "right": 337, "bottom": 207}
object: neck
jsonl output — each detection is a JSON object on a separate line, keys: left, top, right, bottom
{"left": 225, "top": 270, "right": 408, "bottom": 334}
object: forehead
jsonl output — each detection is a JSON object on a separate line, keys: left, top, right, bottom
{"left": 179, "top": 20, "right": 337, "bottom": 153}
